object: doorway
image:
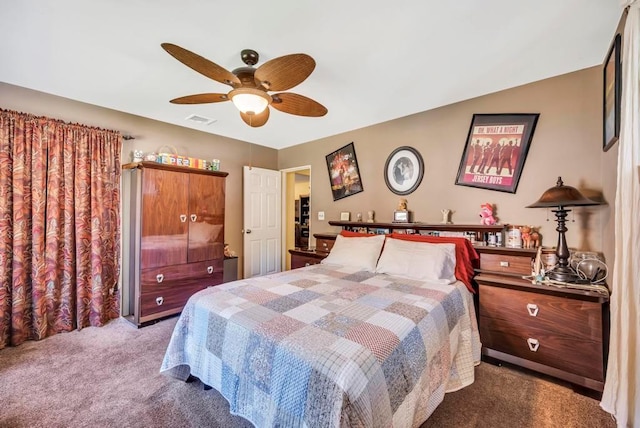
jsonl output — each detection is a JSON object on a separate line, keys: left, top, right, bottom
{"left": 282, "top": 167, "right": 310, "bottom": 270}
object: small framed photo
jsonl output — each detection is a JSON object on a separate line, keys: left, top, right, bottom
{"left": 455, "top": 113, "right": 539, "bottom": 193}
{"left": 603, "top": 33, "right": 621, "bottom": 152}
{"left": 325, "top": 142, "right": 364, "bottom": 201}
{"left": 383, "top": 146, "right": 424, "bottom": 195}
{"left": 393, "top": 210, "right": 411, "bottom": 223}
{"left": 340, "top": 211, "right": 351, "bottom": 221}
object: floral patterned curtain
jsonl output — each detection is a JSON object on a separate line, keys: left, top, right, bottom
{"left": 0, "top": 109, "right": 121, "bottom": 349}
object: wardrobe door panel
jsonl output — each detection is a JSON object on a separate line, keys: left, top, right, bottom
{"left": 187, "top": 174, "right": 225, "bottom": 263}
{"left": 141, "top": 168, "right": 189, "bottom": 268}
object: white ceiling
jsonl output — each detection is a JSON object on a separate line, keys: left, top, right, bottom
{"left": 0, "top": 1, "right": 623, "bottom": 149}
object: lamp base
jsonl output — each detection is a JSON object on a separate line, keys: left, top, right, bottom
{"left": 547, "top": 267, "right": 579, "bottom": 283}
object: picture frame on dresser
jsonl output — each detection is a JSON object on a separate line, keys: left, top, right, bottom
{"left": 455, "top": 113, "right": 539, "bottom": 194}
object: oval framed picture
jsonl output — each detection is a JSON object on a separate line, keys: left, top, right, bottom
{"left": 384, "top": 146, "right": 424, "bottom": 195}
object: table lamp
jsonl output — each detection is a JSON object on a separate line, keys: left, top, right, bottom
{"left": 526, "top": 177, "right": 600, "bottom": 282}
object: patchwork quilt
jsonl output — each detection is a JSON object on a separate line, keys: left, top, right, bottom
{"left": 160, "top": 264, "right": 481, "bottom": 427}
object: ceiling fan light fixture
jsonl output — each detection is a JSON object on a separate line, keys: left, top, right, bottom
{"left": 229, "top": 88, "right": 271, "bottom": 115}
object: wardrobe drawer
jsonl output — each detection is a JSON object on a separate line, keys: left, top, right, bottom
{"left": 480, "top": 252, "right": 532, "bottom": 275}
{"left": 141, "top": 259, "right": 224, "bottom": 293}
{"left": 479, "top": 285, "right": 603, "bottom": 341}
{"left": 140, "top": 283, "right": 206, "bottom": 320}
{"left": 480, "top": 316, "right": 604, "bottom": 381}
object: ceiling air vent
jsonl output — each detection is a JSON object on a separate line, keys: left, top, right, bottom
{"left": 185, "top": 114, "right": 216, "bottom": 125}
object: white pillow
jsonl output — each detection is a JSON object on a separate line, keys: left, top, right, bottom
{"left": 375, "top": 238, "right": 457, "bottom": 283}
{"left": 320, "top": 234, "right": 385, "bottom": 271}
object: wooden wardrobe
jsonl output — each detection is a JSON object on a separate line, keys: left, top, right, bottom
{"left": 121, "top": 162, "right": 227, "bottom": 327}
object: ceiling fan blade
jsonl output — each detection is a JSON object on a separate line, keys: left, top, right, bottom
{"left": 161, "top": 43, "right": 240, "bottom": 87}
{"left": 169, "top": 93, "right": 230, "bottom": 104}
{"left": 240, "top": 108, "right": 270, "bottom": 127}
{"left": 271, "top": 93, "right": 327, "bottom": 117}
{"left": 254, "top": 54, "right": 315, "bottom": 91}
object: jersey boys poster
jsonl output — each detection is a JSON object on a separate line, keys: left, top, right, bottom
{"left": 455, "top": 114, "right": 539, "bottom": 193}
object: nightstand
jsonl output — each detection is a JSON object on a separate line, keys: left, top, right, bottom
{"left": 289, "top": 248, "right": 327, "bottom": 269}
{"left": 475, "top": 247, "right": 609, "bottom": 392}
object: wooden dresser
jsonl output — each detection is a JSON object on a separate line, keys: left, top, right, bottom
{"left": 122, "top": 162, "right": 228, "bottom": 327}
{"left": 475, "top": 248, "right": 609, "bottom": 392}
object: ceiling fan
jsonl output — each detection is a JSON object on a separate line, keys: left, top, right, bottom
{"left": 161, "top": 43, "right": 328, "bottom": 127}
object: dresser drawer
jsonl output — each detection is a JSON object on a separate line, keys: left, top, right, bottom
{"left": 480, "top": 316, "right": 604, "bottom": 381}
{"left": 315, "top": 237, "right": 335, "bottom": 254}
{"left": 480, "top": 252, "right": 532, "bottom": 275}
{"left": 479, "top": 285, "right": 603, "bottom": 341}
{"left": 140, "top": 282, "right": 206, "bottom": 320}
{"left": 141, "top": 259, "right": 224, "bottom": 293}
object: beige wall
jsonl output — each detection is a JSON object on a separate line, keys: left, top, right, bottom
{"left": 0, "top": 82, "right": 279, "bottom": 277}
{"left": 279, "top": 66, "right": 618, "bottom": 265}
{"left": 1, "top": 64, "right": 619, "bottom": 270}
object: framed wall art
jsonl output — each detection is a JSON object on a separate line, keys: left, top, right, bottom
{"left": 455, "top": 113, "right": 539, "bottom": 194}
{"left": 325, "top": 142, "right": 364, "bottom": 201}
{"left": 603, "top": 33, "right": 621, "bottom": 152}
{"left": 383, "top": 146, "right": 424, "bottom": 195}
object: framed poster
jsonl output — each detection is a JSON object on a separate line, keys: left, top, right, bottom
{"left": 325, "top": 142, "right": 363, "bottom": 201}
{"left": 383, "top": 146, "right": 424, "bottom": 195}
{"left": 603, "top": 33, "right": 621, "bottom": 152}
{"left": 455, "top": 113, "right": 539, "bottom": 193}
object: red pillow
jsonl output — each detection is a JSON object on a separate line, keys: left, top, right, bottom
{"left": 389, "top": 233, "right": 479, "bottom": 293}
{"left": 340, "top": 230, "right": 375, "bottom": 237}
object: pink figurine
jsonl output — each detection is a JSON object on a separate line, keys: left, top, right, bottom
{"left": 479, "top": 203, "right": 497, "bottom": 225}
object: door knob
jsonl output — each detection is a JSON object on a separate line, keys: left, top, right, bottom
{"left": 245, "top": 229, "right": 252, "bottom": 234}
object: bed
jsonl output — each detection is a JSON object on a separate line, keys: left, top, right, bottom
{"left": 161, "top": 233, "right": 481, "bottom": 427}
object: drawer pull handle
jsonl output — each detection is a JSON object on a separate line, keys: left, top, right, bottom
{"left": 156, "top": 296, "right": 164, "bottom": 306}
{"left": 156, "top": 274, "right": 164, "bottom": 283}
{"left": 180, "top": 214, "right": 187, "bottom": 223}
{"left": 207, "top": 266, "right": 214, "bottom": 274}
{"left": 500, "top": 261, "right": 509, "bottom": 267}
{"left": 322, "top": 242, "right": 327, "bottom": 247}
{"left": 527, "top": 338, "right": 540, "bottom": 352}
{"left": 526, "top": 303, "right": 539, "bottom": 317}
{"left": 190, "top": 214, "right": 197, "bottom": 222}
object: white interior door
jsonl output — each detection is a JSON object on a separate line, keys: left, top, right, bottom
{"left": 243, "top": 166, "right": 281, "bottom": 278}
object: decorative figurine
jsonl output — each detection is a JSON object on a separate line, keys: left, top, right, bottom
{"left": 367, "top": 210, "right": 375, "bottom": 223}
{"left": 520, "top": 225, "right": 541, "bottom": 248}
{"left": 224, "top": 243, "right": 237, "bottom": 258}
{"left": 356, "top": 212, "right": 363, "bottom": 222}
{"left": 479, "top": 203, "right": 497, "bottom": 225}
{"left": 132, "top": 150, "right": 143, "bottom": 162}
{"left": 440, "top": 209, "right": 453, "bottom": 224}
{"left": 397, "top": 198, "right": 408, "bottom": 211}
